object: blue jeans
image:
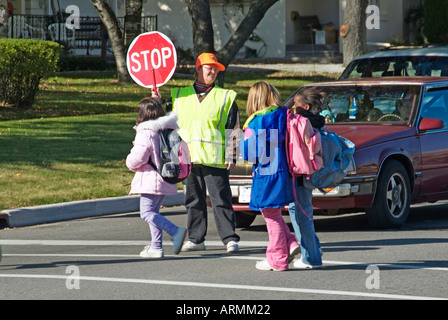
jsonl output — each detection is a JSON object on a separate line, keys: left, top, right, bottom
{"left": 288, "top": 183, "right": 322, "bottom": 266}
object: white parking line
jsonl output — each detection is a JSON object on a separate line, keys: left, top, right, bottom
{"left": 2, "top": 239, "right": 448, "bottom": 272}
{"left": 0, "top": 273, "right": 446, "bottom": 300}
{"left": 2, "top": 240, "right": 447, "bottom": 300}
{"left": 3, "top": 252, "right": 448, "bottom": 272}
{"left": 0, "top": 239, "right": 269, "bottom": 247}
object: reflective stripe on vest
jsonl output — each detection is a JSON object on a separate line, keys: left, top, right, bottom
{"left": 172, "top": 86, "right": 236, "bottom": 168}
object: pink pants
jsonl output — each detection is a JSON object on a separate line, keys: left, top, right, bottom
{"left": 261, "top": 208, "right": 300, "bottom": 270}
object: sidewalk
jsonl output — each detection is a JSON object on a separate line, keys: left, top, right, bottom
{"left": 227, "top": 63, "right": 345, "bottom": 74}
{"left": 0, "top": 191, "right": 185, "bottom": 228}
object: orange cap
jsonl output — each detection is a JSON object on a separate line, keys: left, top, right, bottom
{"left": 196, "top": 52, "right": 225, "bottom": 71}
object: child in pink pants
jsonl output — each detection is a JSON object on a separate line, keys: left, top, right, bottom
{"left": 241, "top": 82, "right": 300, "bottom": 271}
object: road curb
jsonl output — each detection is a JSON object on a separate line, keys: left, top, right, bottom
{"left": 0, "top": 191, "right": 185, "bottom": 228}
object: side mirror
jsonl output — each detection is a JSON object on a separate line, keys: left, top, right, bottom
{"left": 419, "top": 118, "right": 444, "bottom": 131}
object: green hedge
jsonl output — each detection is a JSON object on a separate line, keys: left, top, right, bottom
{"left": 423, "top": 0, "right": 448, "bottom": 43}
{"left": 59, "top": 56, "right": 109, "bottom": 71}
{"left": 0, "top": 39, "right": 62, "bottom": 109}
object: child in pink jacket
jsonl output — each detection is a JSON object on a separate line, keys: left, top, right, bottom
{"left": 126, "top": 97, "right": 186, "bottom": 258}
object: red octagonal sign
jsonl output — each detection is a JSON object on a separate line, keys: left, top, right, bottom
{"left": 127, "top": 31, "right": 177, "bottom": 89}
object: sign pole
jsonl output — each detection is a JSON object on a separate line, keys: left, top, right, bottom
{"left": 151, "top": 69, "right": 158, "bottom": 95}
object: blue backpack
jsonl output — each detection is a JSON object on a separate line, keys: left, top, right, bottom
{"left": 303, "top": 129, "right": 355, "bottom": 191}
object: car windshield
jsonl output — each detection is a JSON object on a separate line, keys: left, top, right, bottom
{"left": 284, "top": 85, "right": 421, "bottom": 125}
{"left": 340, "top": 56, "right": 448, "bottom": 79}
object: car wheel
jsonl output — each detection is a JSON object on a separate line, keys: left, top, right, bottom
{"left": 366, "top": 160, "right": 411, "bottom": 228}
{"left": 235, "top": 211, "right": 257, "bottom": 228}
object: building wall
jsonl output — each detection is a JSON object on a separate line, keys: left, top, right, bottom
{"left": 285, "top": 0, "right": 340, "bottom": 45}
{"left": 57, "top": 0, "right": 100, "bottom": 17}
{"left": 17, "top": 0, "right": 408, "bottom": 59}
{"left": 366, "top": 0, "right": 404, "bottom": 43}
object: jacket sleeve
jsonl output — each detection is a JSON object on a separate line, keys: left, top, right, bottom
{"left": 126, "top": 131, "right": 151, "bottom": 172}
{"left": 225, "top": 102, "right": 243, "bottom": 164}
{"left": 240, "top": 126, "right": 258, "bottom": 164}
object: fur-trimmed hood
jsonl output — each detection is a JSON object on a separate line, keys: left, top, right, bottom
{"left": 136, "top": 112, "right": 178, "bottom": 131}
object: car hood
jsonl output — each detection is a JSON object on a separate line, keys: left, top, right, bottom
{"left": 327, "top": 125, "right": 416, "bottom": 150}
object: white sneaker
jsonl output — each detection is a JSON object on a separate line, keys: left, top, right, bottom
{"left": 292, "top": 258, "right": 322, "bottom": 269}
{"left": 226, "top": 241, "right": 239, "bottom": 253}
{"left": 172, "top": 227, "right": 187, "bottom": 255}
{"left": 181, "top": 240, "right": 206, "bottom": 252}
{"left": 288, "top": 245, "right": 301, "bottom": 263}
{"left": 255, "top": 259, "right": 283, "bottom": 272}
{"left": 139, "top": 245, "right": 164, "bottom": 258}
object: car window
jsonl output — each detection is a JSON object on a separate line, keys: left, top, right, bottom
{"left": 340, "top": 56, "right": 448, "bottom": 79}
{"left": 285, "top": 85, "right": 420, "bottom": 124}
{"left": 420, "top": 88, "right": 448, "bottom": 129}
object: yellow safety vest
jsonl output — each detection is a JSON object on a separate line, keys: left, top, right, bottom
{"left": 172, "top": 85, "right": 237, "bottom": 168}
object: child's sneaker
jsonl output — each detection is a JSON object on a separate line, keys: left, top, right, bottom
{"left": 288, "top": 245, "right": 301, "bottom": 263}
{"left": 139, "top": 245, "right": 164, "bottom": 258}
{"left": 255, "top": 259, "right": 283, "bottom": 272}
{"left": 172, "top": 227, "right": 187, "bottom": 255}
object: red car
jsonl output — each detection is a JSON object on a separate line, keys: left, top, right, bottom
{"left": 230, "top": 77, "right": 448, "bottom": 228}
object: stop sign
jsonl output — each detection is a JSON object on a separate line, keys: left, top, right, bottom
{"left": 127, "top": 31, "right": 177, "bottom": 89}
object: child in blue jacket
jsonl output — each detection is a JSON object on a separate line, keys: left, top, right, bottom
{"left": 240, "top": 82, "right": 300, "bottom": 271}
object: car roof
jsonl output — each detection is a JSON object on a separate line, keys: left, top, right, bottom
{"left": 352, "top": 46, "right": 448, "bottom": 60}
{"left": 304, "top": 77, "right": 448, "bottom": 87}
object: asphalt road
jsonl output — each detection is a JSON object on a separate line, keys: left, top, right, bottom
{"left": 1, "top": 201, "right": 447, "bottom": 305}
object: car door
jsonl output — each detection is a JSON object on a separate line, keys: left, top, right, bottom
{"left": 418, "top": 84, "right": 448, "bottom": 200}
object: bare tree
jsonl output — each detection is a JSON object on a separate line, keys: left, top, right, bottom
{"left": 342, "top": 0, "right": 368, "bottom": 66}
{"left": 93, "top": 0, "right": 278, "bottom": 84}
{"left": 91, "top": 0, "right": 131, "bottom": 82}
{"left": 187, "top": 0, "right": 278, "bottom": 66}
{"left": 186, "top": 0, "right": 279, "bottom": 85}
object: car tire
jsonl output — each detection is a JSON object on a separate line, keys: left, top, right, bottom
{"left": 235, "top": 211, "right": 257, "bottom": 228}
{"left": 366, "top": 160, "right": 411, "bottom": 228}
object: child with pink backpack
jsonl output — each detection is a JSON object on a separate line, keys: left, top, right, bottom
{"left": 287, "top": 88, "right": 326, "bottom": 269}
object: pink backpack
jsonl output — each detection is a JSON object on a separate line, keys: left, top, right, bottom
{"left": 286, "top": 109, "right": 323, "bottom": 176}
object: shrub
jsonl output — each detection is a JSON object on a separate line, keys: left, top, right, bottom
{"left": 0, "top": 39, "right": 62, "bottom": 109}
{"left": 59, "top": 56, "right": 110, "bottom": 71}
{"left": 423, "top": 0, "right": 448, "bottom": 43}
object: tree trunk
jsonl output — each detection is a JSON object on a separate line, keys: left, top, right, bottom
{"left": 342, "top": 0, "right": 368, "bottom": 66}
{"left": 91, "top": 0, "right": 131, "bottom": 82}
{"left": 186, "top": 0, "right": 215, "bottom": 57}
{"left": 0, "top": 0, "right": 9, "bottom": 38}
{"left": 186, "top": 0, "right": 279, "bottom": 87}
{"left": 124, "top": 0, "right": 143, "bottom": 48}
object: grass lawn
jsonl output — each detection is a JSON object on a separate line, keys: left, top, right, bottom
{"left": 0, "top": 68, "right": 338, "bottom": 210}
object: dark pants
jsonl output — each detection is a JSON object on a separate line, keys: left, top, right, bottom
{"left": 184, "top": 164, "right": 240, "bottom": 245}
